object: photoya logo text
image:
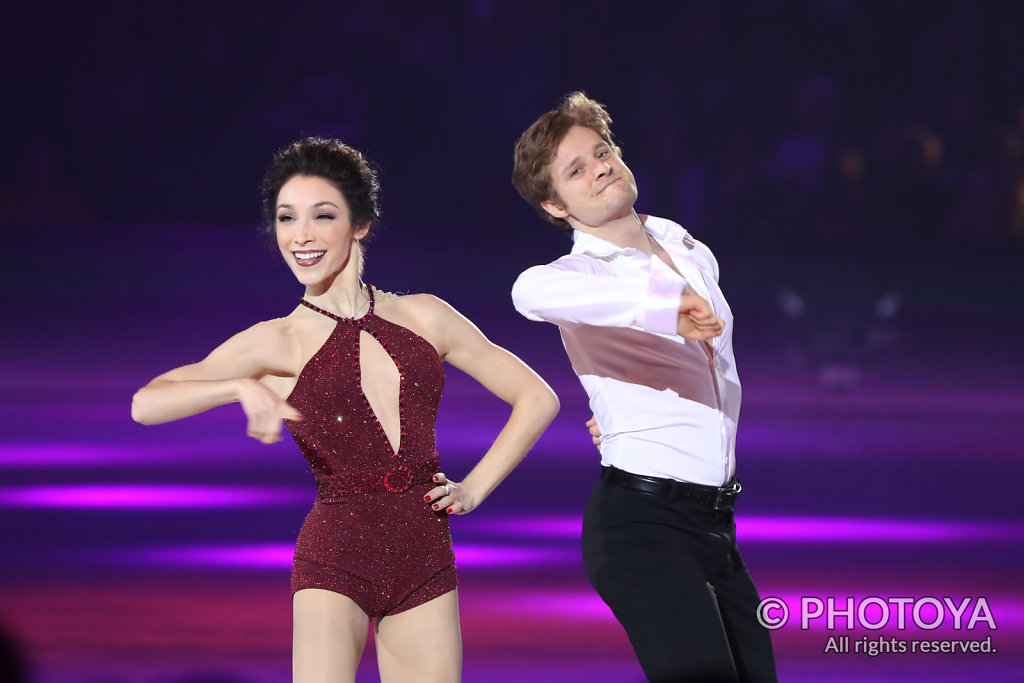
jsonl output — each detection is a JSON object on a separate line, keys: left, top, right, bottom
{"left": 756, "top": 596, "right": 997, "bottom": 631}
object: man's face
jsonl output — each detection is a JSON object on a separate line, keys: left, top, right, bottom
{"left": 541, "top": 125, "right": 638, "bottom": 229}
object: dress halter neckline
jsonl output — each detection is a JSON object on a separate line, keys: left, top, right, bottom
{"left": 299, "top": 287, "right": 375, "bottom": 322}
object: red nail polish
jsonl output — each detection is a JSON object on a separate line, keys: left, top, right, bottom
{"left": 424, "top": 495, "right": 431, "bottom": 502}
{"left": 446, "top": 508, "right": 453, "bottom": 514}
{"left": 432, "top": 504, "right": 439, "bottom": 510}
{"left": 433, "top": 475, "right": 439, "bottom": 482}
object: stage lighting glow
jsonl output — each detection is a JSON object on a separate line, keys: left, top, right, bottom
{"left": 120, "top": 543, "right": 576, "bottom": 569}
{"left": 460, "top": 514, "right": 1022, "bottom": 544}
{"left": 0, "top": 442, "right": 259, "bottom": 466}
{"left": 0, "top": 484, "right": 311, "bottom": 508}
{"left": 738, "top": 516, "right": 1023, "bottom": 543}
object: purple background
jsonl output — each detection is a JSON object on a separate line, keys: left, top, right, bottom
{"left": 1, "top": 1, "right": 1022, "bottom": 681}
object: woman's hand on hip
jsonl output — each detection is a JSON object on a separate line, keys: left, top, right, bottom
{"left": 424, "top": 472, "right": 479, "bottom": 516}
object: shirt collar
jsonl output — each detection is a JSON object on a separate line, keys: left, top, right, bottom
{"left": 570, "top": 215, "right": 693, "bottom": 259}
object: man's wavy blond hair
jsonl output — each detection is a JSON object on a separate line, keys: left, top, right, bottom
{"left": 512, "top": 92, "right": 622, "bottom": 236}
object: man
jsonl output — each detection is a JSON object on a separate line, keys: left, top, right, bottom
{"left": 510, "top": 92, "right": 777, "bottom": 682}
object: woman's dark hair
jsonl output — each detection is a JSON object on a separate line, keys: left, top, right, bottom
{"left": 261, "top": 137, "right": 381, "bottom": 235}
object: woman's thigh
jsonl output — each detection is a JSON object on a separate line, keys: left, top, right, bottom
{"left": 375, "top": 589, "right": 461, "bottom": 683}
{"left": 293, "top": 588, "right": 371, "bottom": 683}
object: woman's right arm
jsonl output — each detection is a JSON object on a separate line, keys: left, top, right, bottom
{"left": 131, "top": 321, "right": 302, "bottom": 444}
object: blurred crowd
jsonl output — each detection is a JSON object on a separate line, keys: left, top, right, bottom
{"left": 1, "top": 0, "right": 1021, "bottom": 249}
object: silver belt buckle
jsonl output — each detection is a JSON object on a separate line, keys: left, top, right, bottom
{"left": 713, "top": 480, "right": 741, "bottom": 510}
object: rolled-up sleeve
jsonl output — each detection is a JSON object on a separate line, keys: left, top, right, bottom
{"left": 511, "top": 256, "right": 685, "bottom": 335}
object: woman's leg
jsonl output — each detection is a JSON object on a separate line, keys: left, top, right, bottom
{"left": 375, "top": 590, "right": 461, "bottom": 683}
{"left": 293, "top": 588, "right": 371, "bottom": 683}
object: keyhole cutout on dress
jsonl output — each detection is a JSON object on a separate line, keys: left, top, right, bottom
{"left": 359, "top": 330, "right": 402, "bottom": 455}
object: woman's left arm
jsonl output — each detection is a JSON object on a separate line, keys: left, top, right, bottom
{"left": 415, "top": 295, "right": 560, "bottom": 515}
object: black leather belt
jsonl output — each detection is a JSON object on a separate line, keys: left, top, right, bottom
{"left": 601, "top": 466, "right": 741, "bottom": 510}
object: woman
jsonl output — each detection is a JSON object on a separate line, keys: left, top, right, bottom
{"left": 131, "top": 137, "right": 559, "bottom": 683}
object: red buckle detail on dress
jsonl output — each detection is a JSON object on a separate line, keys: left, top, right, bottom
{"left": 382, "top": 465, "right": 415, "bottom": 493}
{"left": 315, "top": 457, "right": 440, "bottom": 501}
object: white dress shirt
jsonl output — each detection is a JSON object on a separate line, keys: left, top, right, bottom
{"left": 511, "top": 215, "right": 740, "bottom": 486}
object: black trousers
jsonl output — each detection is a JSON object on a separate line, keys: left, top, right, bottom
{"left": 581, "top": 477, "right": 778, "bottom": 683}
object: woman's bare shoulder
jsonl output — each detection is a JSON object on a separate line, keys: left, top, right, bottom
{"left": 237, "top": 315, "right": 294, "bottom": 346}
{"left": 376, "top": 290, "right": 454, "bottom": 321}
{"left": 223, "top": 314, "right": 308, "bottom": 372}
{"left": 374, "top": 290, "right": 457, "bottom": 351}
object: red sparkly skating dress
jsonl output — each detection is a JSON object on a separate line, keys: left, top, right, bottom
{"left": 285, "top": 289, "right": 457, "bottom": 617}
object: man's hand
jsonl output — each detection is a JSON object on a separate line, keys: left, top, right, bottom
{"left": 677, "top": 294, "right": 725, "bottom": 341}
{"left": 585, "top": 415, "right": 602, "bottom": 448}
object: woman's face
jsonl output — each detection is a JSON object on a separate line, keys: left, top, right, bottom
{"left": 274, "top": 175, "right": 368, "bottom": 287}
